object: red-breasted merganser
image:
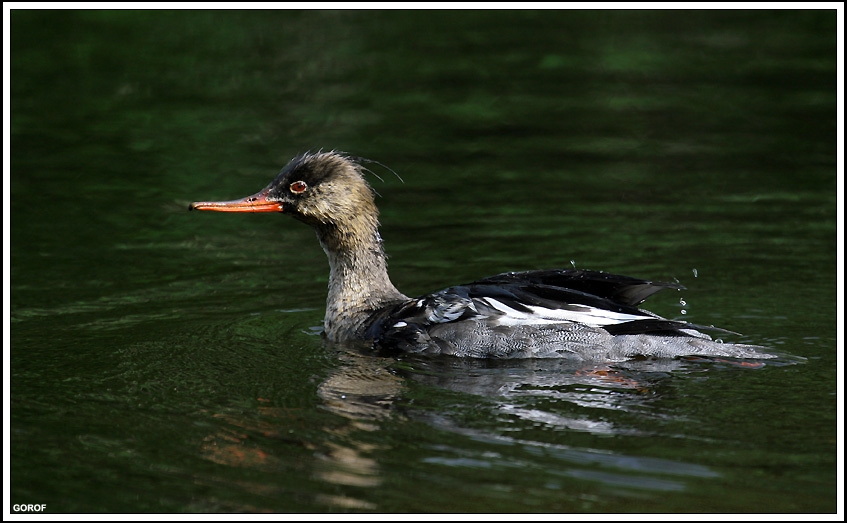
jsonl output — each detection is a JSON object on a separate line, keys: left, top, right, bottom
{"left": 190, "top": 151, "right": 773, "bottom": 361}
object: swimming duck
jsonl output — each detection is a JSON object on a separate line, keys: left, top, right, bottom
{"left": 190, "top": 151, "right": 772, "bottom": 361}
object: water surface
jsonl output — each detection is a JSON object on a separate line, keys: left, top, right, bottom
{"left": 9, "top": 9, "right": 838, "bottom": 514}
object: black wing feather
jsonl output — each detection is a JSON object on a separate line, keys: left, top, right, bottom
{"left": 474, "top": 269, "right": 682, "bottom": 306}
{"left": 363, "top": 269, "right": 700, "bottom": 345}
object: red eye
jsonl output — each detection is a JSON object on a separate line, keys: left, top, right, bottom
{"left": 290, "top": 181, "right": 308, "bottom": 194}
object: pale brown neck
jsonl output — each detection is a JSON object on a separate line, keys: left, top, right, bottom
{"left": 316, "top": 223, "right": 408, "bottom": 341}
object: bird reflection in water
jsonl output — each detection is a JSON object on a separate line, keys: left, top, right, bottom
{"left": 311, "top": 348, "right": 405, "bottom": 510}
{"left": 197, "top": 342, "right": 785, "bottom": 510}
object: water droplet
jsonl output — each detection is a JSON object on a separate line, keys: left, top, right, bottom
{"left": 570, "top": 260, "right": 576, "bottom": 268}
{"left": 681, "top": 310, "right": 687, "bottom": 315}
{"left": 692, "top": 268, "right": 698, "bottom": 278}
{"left": 679, "top": 299, "right": 687, "bottom": 306}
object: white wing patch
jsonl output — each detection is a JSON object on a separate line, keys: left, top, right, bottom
{"left": 480, "top": 297, "right": 647, "bottom": 327}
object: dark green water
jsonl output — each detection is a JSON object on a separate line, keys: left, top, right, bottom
{"left": 9, "top": 9, "right": 838, "bottom": 514}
